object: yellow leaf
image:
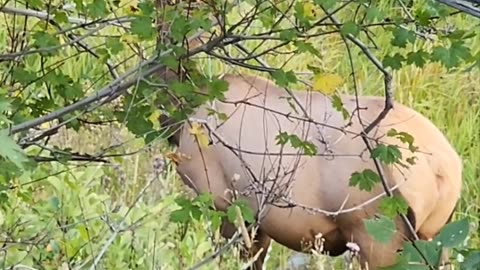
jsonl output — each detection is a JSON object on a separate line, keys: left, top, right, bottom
{"left": 303, "top": 2, "right": 318, "bottom": 19}
{"left": 12, "top": 89, "right": 23, "bottom": 99}
{"left": 188, "top": 122, "right": 210, "bottom": 148}
{"left": 40, "top": 122, "right": 51, "bottom": 130}
{"left": 120, "top": 33, "right": 140, "bottom": 44}
{"left": 148, "top": 110, "right": 161, "bottom": 129}
{"left": 119, "top": 0, "right": 139, "bottom": 15}
{"left": 312, "top": 73, "right": 344, "bottom": 95}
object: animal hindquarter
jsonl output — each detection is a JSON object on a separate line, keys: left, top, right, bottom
{"left": 171, "top": 74, "right": 462, "bottom": 269}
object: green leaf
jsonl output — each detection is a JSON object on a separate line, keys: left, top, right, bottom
{"left": 170, "top": 81, "right": 195, "bottom": 98}
{"left": 383, "top": 53, "right": 406, "bottom": 70}
{"left": 365, "top": 6, "right": 384, "bottom": 22}
{"left": 73, "top": 0, "right": 85, "bottom": 12}
{"left": 364, "top": 215, "right": 396, "bottom": 244}
{"left": 26, "top": 0, "right": 43, "bottom": 9}
{"left": 279, "top": 29, "right": 297, "bottom": 41}
{"left": 431, "top": 41, "right": 472, "bottom": 69}
{"left": 53, "top": 11, "right": 69, "bottom": 24}
{"left": 12, "top": 67, "right": 37, "bottom": 85}
{"left": 50, "top": 73, "right": 83, "bottom": 100}
{"left": 294, "top": 41, "right": 320, "bottom": 57}
{"left": 190, "top": 205, "right": 202, "bottom": 220}
{"left": 275, "top": 131, "right": 317, "bottom": 156}
{"left": 314, "top": 0, "right": 336, "bottom": 11}
{"left": 159, "top": 55, "right": 180, "bottom": 70}
{"left": 391, "top": 27, "right": 416, "bottom": 48}
{"left": 170, "top": 16, "right": 190, "bottom": 42}
{"left": 271, "top": 70, "right": 297, "bottom": 88}
{"left": 209, "top": 211, "right": 225, "bottom": 231}
{"left": 131, "top": 16, "right": 156, "bottom": 40}
{"left": 293, "top": 2, "right": 314, "bottom": 26}
{"left": 106, "top": 37, "right": 124, "bottom": 54}
{"left": 401, "top": 240, "right": 442, "bottom": 268}
{"left": 226, "top": 205, "right": 237, "bottom": 224}
{"left": 0, "top": 129, "right": 29, "bottom": 169}
{"left": 138, "top": 1, "right": 155, "bottom": 15}
{"left": 379, "top": 196, "right": 409, "bottom": 218}
{"left": 387, "top": 128, "right": 418, "bottom": 152}
{"left": 170, "top": 196, "right": 206, "bottom": 223}
{"left": 349, "top": 169, "right": 380, "bottom": 192}
{"left": 406, "top": 50, "right": 430, "bottom": 68}
{"left": 207, "top": 78, "right": 229, "bottom": 101}
{"left": 49, "top": 196, "right": 61, "bottom": 210}
{"left": 461, "top": 251, "right": 480, "bottom": 270}
{"left": 32, "top": 32, "right": 60, "bottom": 54}
{"left": 126, "top": 112, "right": 153, "bottom": 136}
{"left": 371, "top": 144, "right": 402, "bottom": 164}
{"left": 233, "top": 200, "right": 255, "bottom": 223}
{"left": 86, "top": 0, "right": 108, "bottom": 19}
{"left": 170, "top": 208, "right": 191, "bottom": 223}
{"left": 446, "top": 29, "right": 477, "bottom": 41}
{"left": 0, "top": 98, "right": 11, "bottom": 114}
{"left": 331, "top": 94, "right": 349, "bottom": 120}
{"left": 95, "top": 48, "right": 110, "bottom": 64}
{"left": 341, "top": 21, "right": 360, "bottom": 37}
{"left": 258, "top": 11, "right": 275, "bottom": 28}
{"left": 433, "top": 218, "right": 470, "bottom": 248}
{"left": 226, "top": 201, "right": 254, "bottom": 224}
{"left": 190, "top": 15, "right": 212, "bottom": 32}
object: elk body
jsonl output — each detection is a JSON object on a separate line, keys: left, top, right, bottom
{"left": 161, "top": 73, "right": 462, "bottom": 270}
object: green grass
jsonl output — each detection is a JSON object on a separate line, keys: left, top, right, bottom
{"left": 1, "top": 1, "right": 479, "bottom": 269}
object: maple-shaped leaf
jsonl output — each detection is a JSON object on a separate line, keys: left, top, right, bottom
{"left": 364, "top": 215, "right": 396, "bottom": 244}
{"left": 379, "top": 196, "right": 409, "bottom": 218}
{"left": 271, "top": 70, "right": 298, "bottom": 88}
{"left": 0, "top": 129, "right": 29, "bottom": 169}
{"left": 382, "top": 53, "right": 406, "bottom": 70}
{"left": 349, "top": 169, "right": 380, "bottom": 192}
{"left": 371, "top": 144, "right": 402, "bottom": 165}
{"left": 431, "top": 41, "right": 472, "bottom": 69}
{"left": 391, "top": 27, "right": 416, "bottom": 48}
{"left": 406, "top": 50, "right": 430, "bottom": 68}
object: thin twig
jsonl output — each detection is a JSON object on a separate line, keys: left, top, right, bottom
{"left": 0, "top": 6, "right": 129, "bottom": 26}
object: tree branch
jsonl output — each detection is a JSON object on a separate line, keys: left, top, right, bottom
{"left": 0, "top": 6, "right": 129, "bottom": 26}
{"left": 7, "top": 26, "right": 224, "bottom": 136}
{"left": 436, "top": 0, "right": 480, "bottom": 18}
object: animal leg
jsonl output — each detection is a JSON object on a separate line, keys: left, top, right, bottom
{"left": 220, "top": 219, "right": 272, "bottom": 270}
{"left": 340, "top": 219, "right": 409, "bottom": 270}
{"left": 242, "top": 228, "right": 272, "bottom": 270}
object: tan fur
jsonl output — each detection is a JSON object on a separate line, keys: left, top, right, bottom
{"left": 168, "top": 73, "right": 462, "bottom": 269}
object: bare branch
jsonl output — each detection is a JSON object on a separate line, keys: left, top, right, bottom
{"left": 436, "top": 0, "right": 480, "bottom": 18}
{"left": 0, "top": 6, "right": 129, "bottom": 26}
{"left": 317, "top": 5, "right": 393, "bottom": 134}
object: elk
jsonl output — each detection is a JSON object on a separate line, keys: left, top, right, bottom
{"left": 158, "top": 70, "right": 463, "bottom": 270}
